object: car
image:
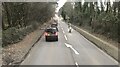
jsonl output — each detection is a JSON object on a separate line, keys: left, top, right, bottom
{"left": 51, "top": 23, "right": 58, "bottom": 31}
{"left": 44, "top": 28, "right": 58, "bottom": 41}
{"left": 51, "top": 26, "right": 59, "bottom": 32}
{"left": 51, "top": 22, "right": 58, "bottom": 27}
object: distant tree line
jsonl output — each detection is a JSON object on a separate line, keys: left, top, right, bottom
{"left": 61, "top": 2, "right": 120, "bottom": 43}
{"left": 2, "top": 2, "right": 55, "bottom": 30}
{"left": 2, "top": 2, "right": 55, "bottom": 46}
{"left": 0, "top": 2, "right": 1, "bottom": 30}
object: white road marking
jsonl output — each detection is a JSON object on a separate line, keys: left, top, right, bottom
{"left": 90, "top": 43, "right": 119, "bottom": 64}
{"left": 27, "top": 54, "right": 31, "bottom": 58}
{"left": 64, "top": 35, "right": 68, "bottom": 40}
{"left": 72, "top": 25, "right": 118, "bottom": 64}
{"left": 62, "top": 30, "right": 65, "bottom": 34}
{"left": 75, "top": 62, "right": 79, "bottom": 67}
{"left": 80, "top": 35, "right": 118, "bottom": 64}
{"left": 75, "top": 62, "right": 78, "bottom": 65}
{"left": 61, "top": 27, "right": 65, "bottom": 34}
{"left": 65, "top": 43, "right": 79, "bottom": 55}
{"left": 71, "top": 46, "right": 79, "bottom": 55}
{"left": 65, "top": 43, "right": 72, "bottom": 47}
{"left": 61, "top": 28, "right": 63, "bottom": 30}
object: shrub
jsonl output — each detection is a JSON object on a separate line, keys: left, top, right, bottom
{"left": 2, "top": 21, "right": 41, "bottom": 47}
{"left": 3, "top": 27, "right": 17, "bottom": 46}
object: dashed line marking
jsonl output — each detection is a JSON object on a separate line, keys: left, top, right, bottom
{"left": 64, "top": 35, "right": 68, "bottom": 40}
{"left": 61, "top": 27, "right": 65, "bottom": 34}
{"left": 65, "top": 43, "right": 79, "bottom": 55}
{"left": 62, "top": 30, "right": 65, "bottom": 34}
{"left": 61, "top": 28, "right": 63, "bottom": 30}
{"left": 75, "top": 62, "right": 79, "bottom": 67}
{"left": 71, "top": 46, "right": 79, "bottom": 55}
{"left": 75, "top": 62, "right": 78, "bottom": 65}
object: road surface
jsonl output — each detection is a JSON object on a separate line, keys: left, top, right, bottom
{"left": 21, "top": 20, "right": 118, "bottom": 65}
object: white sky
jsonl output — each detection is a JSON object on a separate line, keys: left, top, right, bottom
{"left": 55, "top": 0, "right": 67, "bottom": 13}
{"left": 55, "top": 0, "right": 115, "bottom": 13}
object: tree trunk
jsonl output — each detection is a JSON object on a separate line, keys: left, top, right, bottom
{"left": 2, "top": 3, "right": 12, "bottom": 27}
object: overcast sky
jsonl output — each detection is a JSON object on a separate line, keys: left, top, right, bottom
{"left": 55, "top": 0, "right": 115, "bottom": 13}
{"left": 55, "top": 0, "right": 67, "bottom": 13}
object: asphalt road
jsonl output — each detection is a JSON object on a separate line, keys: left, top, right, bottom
{"left": 21, "top": 20, "right": 118, "bottom": 65}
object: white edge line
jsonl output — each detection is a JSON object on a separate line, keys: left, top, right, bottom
{"left": 73, "top": 25, "right": 118, "bottom": 64}
{"left": 82, "top": 36, "right": 118, "bottom": 64}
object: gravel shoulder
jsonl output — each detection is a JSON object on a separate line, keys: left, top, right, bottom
{"left": 2, "top": 21, "right": 51, "bottom": 65}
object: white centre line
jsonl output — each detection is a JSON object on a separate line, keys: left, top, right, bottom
{"left": 61, "top": 28, "right": 63, "bottom": 30}
{"left": 61, "top": 28, "right": 65, "bottom": 34}
{"left": 75, "top": 62, "right": 78, "bottom": 65}
{"left": 75, "top": 62, "right": 79, "bottom": 67}
{"left": 71, "top": 46, "right": 79, "bottom": 55}
{"left": 65, "top": 43, "right": 79, "bottom": 55}
{"left": 62, "top": 30, "right": 65, "bottom": 34}
{"left": 64, "top": 35, "right": 68, "bottom": 40}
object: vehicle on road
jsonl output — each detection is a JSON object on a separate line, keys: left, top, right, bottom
{"left": 51, "top": 23, "right": 58, "bottom": 31}
{"left": 51, "top": 22, "right": 58, "bottom": 27}
{"left": 68, "top": 23, "right": 72, "bottom": 33}
{"left": 68, "top": 26, "right": 72, "bottom": 33}
{"left": 45, "top": 27, "right": 58, "bottom": 41}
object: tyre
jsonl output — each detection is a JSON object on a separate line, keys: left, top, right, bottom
{"left": 46, "top": 39, "right": 48, "bottom": 41}
{"left": 45, "top": 37, "right": 48, "bottom": 41}
{"left": 56, "top": 37, "right": 58, "bottom": 41}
